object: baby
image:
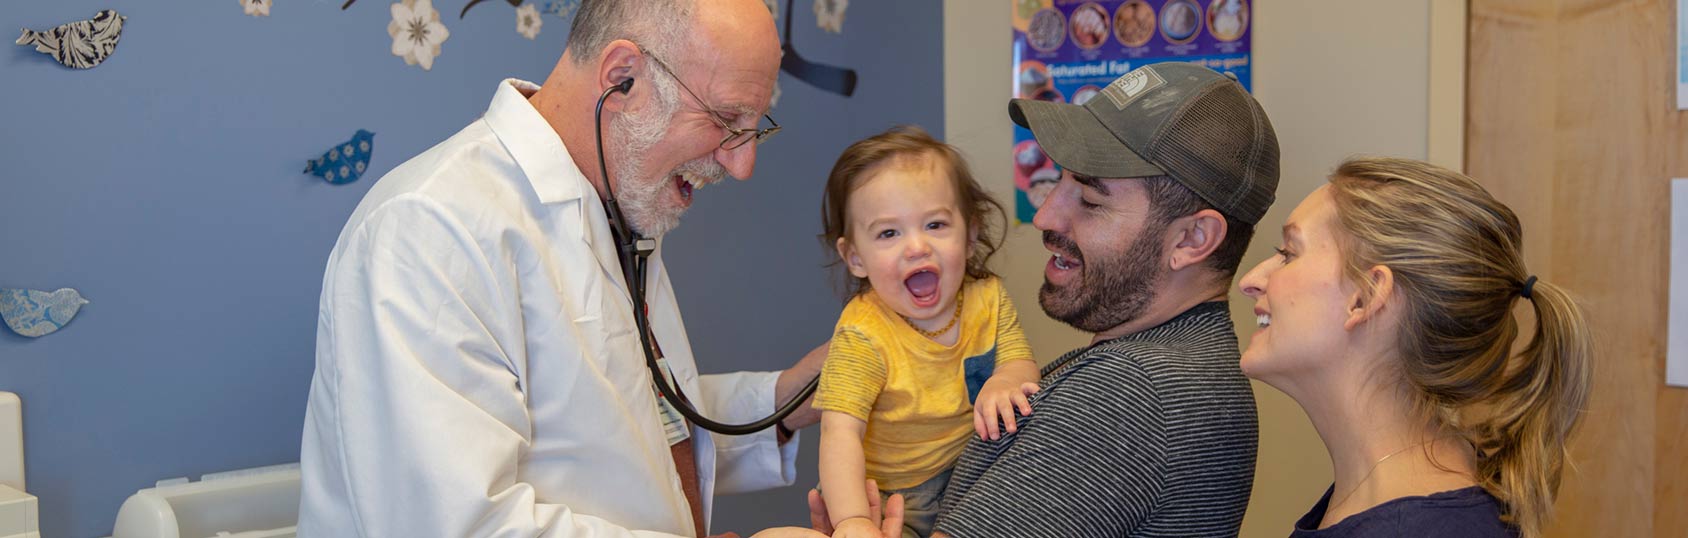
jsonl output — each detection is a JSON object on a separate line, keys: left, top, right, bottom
{"left": 813, "top": 127, "right": 1040, "bottom": 538}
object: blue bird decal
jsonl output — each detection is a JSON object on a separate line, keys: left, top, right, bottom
{"left": 0, "top": 288, "right": 89, "bottom": 338}
{"left": 304, "top": 130, "right": 376, "bottom": 185}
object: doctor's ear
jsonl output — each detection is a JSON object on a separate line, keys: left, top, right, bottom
{"left": 596, "top": 40, "right": 642, "bottom": 107}
{"left": 837, "top": 238, "right": 868, "bottom": 278}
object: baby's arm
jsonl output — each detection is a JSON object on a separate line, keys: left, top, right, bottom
{"left": 819, "top": 411, "right": 883, "bottom": 538}
{"left": 972, "top": 360, "right": 1040, "bottom": 440}
{"left": 973, "top": 280, "right": 1041, "bottom": 440}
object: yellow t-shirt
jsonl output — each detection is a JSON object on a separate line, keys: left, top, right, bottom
{"left": 812, "top": 276, "right": 1034, "bottom": 490}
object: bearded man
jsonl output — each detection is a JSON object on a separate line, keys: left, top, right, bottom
{"left": 930, "top": 62, "right": 1280, "bottom": 538}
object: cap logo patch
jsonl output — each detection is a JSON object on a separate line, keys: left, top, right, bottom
{"left": 1101, "top": 67, "right": 1166, "bottom": 110}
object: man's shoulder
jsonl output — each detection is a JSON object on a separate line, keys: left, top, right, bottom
{"left": 362, "top": 121, "right": 519, "bottom": 211}
{"left": 340, "top": 121, "right": 541, "bottom": 238}
{"left": 1086, "top": 303, "right": 1240, "bottom": 372}
{"left": 1042, "top": 306, "right": 1249, "bottom": 411}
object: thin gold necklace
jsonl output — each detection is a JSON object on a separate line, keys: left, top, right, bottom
{"left": 1326, "top": 437, "right": 1446, "bottom": 517}
{"left": 902, "top": 293, "right": 962, "bottom": 338}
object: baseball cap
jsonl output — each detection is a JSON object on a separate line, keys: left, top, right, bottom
{"left": 1009, "top": 62, "right": 1280, "bottom": 224}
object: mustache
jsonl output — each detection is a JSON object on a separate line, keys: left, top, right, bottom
{"left": 674, "top": 156, "right": 725, "bottom": 183}
{"left": 1042, "top": 231, "right": 1082, "bottom": 262}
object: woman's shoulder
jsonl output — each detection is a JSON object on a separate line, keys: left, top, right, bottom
{"left": 1293, "top": 486, "right": 1518, "bottom": 538}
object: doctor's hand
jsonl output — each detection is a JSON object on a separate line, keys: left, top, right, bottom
{"left": 806, "top": 479, "right": 905, "bottom": 537}
{"left": 775, "top": 340, "right": 830, "bottom": 432}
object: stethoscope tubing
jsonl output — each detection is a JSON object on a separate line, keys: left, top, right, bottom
{"left": 595, "top": 79, "right": 819, "bottom": 436}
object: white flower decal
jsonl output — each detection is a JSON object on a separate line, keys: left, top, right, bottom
{"left": 241, "top": 0, "right": 272, "bottom": 17}
{"left": 813, "top": 0, "right": 847, "bottom": 34}
{"left": 388, "top": 0, "right": 450, "bottom": 71}
{"left": 542, "top": 0, "right": 580, "bottom": 19}
{"left": 769, "top": 79, "right": 782, "bottom": 109}
{"left": 516, "top": 3, "right": 542, "bottom": 40}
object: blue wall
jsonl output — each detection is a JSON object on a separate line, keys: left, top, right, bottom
{"left": 0, "top": 1, "right": 942, "bottom": 536}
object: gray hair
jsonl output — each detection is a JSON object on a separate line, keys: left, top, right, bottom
{"left": 566, "top": 0, "right": 695, "bottom": 66}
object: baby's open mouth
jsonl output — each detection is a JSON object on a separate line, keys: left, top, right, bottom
{"left": 905, "top": 270, "right": 940, "bottom": 308}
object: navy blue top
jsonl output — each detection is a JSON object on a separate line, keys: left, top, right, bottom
{"left": 1291, "top": 485, "right": 1519, "bottom": 538}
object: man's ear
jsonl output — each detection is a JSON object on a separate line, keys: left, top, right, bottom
{"left": 1167, "top": 208, "right": 1227, "bottom": 271}
{"left": 837, "top": 237, "right": 869, "bottom": 278}
{"left": 1343, "top": 265, "right": 1395, "bottom": 331}
{"left": 596, "top": 39, "right": 642, "bottom": 111}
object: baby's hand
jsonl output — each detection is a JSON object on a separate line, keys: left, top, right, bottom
{"left": 972, "top": 379, "right": 1040, "bottom": 440}
{"left": 831, "top": 516, "right": 885, "bottom": 538}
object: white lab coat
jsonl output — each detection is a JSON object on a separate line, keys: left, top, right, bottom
{"left": 299, "top": 79, "right": 799, "bottom": 538}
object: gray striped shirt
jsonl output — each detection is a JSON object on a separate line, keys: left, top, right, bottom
{"left": 933, "top": 302, "right": 1258, "bottom": 538}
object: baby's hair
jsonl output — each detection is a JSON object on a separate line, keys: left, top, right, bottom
{"left": 819, "top": 126, "right": 1006, "bottom": 298}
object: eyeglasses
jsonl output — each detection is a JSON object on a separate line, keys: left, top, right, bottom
{"left": 639, "top": 45, "right": 782, "bottom": 150}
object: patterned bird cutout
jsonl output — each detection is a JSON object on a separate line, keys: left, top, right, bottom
{"left": 304, "top": 130, "right": 376, "bottom": 185}
{"left": 0, "top": 288, "right": 89, "bottom": 338}
{"left": 16, "top": 10, "right": 126, "bottom": 70}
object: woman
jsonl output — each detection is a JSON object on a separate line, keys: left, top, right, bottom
{"left": 1238, "top": 157, "right": 1592, "bottom": 538}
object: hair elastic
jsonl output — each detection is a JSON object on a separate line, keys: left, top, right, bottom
{"left": 1519, "top": 275, "right": 1538, "bottom": 299}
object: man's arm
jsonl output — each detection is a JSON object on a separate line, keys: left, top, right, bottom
{"left": 776, "top": 341, "right": 829, "bottom": 434}
{"left": 696, "top": 337, "right": 830, "bottom": 494}
{"left": 932, "top": 359, "right": 1169, "bottom": 538}
{"left": 697, "top": 370, "right": 802, "bottom": 495}
{"left": 302, "top": 198, "right": 683, "bottom": 538}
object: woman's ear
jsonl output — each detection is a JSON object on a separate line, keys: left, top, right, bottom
{"left": 1343, "top": 264, "right": 1395, "bottom": 331}
{"left": 837, "top": 237, "right": 869, "bottom": 278}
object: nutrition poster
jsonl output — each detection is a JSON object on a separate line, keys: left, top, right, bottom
{"left": 1011, "top": 0, "right": 1252, "bottom": 223}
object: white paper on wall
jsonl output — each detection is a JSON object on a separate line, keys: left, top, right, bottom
{"left": 1679, "top": 0, "right": 1688, "bottom": 109}
{"left": 1666, "top": 179, "right": 1688, "bottom": 387}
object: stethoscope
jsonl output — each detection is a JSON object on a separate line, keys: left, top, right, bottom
{"left": 594, "top": 78, "right": 819, "bottom": 436}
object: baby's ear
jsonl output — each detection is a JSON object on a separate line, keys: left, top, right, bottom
{"left": 837, "top": 237, "right": 869, "bottom": 278}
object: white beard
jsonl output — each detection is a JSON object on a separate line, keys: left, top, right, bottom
{"left": 605, "top": 74, "right": 732, "bottom": 238}
{"left": 607, "top": 80, "right": 679, "bottom": 237}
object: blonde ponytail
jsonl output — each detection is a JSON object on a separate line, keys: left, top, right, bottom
{"left": 1326, "top": 157, "right": 1594, "bottom": 538}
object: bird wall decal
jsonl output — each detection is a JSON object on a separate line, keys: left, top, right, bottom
{"left": 304, "top": 130, "right": 377, "bottom": 185}
{"left": 15, "top": 10, "right": 127, "bottom": 70}
{"left": 0, "top": 288, "right": 89, "bottom": 338}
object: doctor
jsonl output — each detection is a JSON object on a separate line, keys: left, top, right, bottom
{"left": 299, "top": 1, "right": 888, "bottom": 536}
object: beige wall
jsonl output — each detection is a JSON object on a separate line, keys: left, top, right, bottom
{"left": 943, "top": 1, "right": 1463, "bottom": 536}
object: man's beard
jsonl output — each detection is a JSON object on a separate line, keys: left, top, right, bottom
{"left": 605, "top": 77, "right": 725, "bottom": 237}
{"left": 1038, "top": 223, "right": 1167, "bottom": 334}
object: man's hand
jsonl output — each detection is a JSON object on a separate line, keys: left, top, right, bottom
{"left": 830, "top": 517, "right": 884, "bottom": 538}
{"left": 753, "top": 476, "right": 897, "bottom": 538}
{"left": 747, "top": 528, "right": 825, "bottom": 538}
{"left": 775, "top": 340, "right": 829, "bottom": 432}
{"left": 807, "top": 479, "right": 904, "bottom": 536}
